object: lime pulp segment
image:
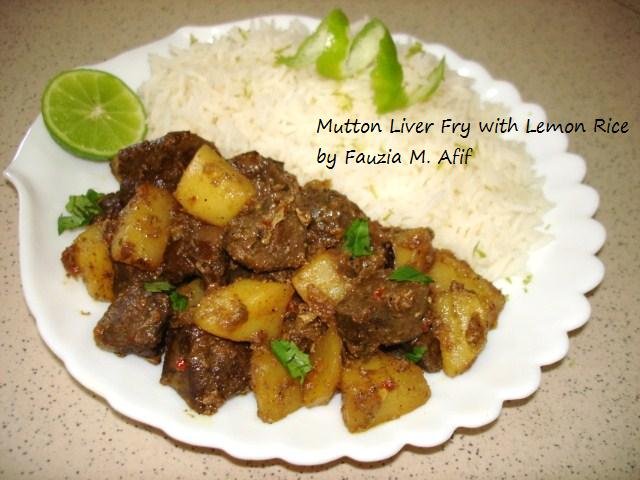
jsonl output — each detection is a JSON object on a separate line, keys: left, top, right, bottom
{"left": 41, "top": 69, "right": 147, "bottom": 160}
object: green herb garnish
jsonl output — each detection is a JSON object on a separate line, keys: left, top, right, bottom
{"left": 406, "top": 42, "right": 424, "bottom": 58}
{"left": 143, "top": 280, "right": 174, "bottom": 293}
{"left": 388, "top": 265, "right": 433, "bottom": 284}
{"left": 405, "top": 346, "right": 427, "bottom": 363}
{"left": 408, "top": 56, "right": 446, "bottom": 104}
{"left": 144, "top": 281, "right": 188, "bottom": 312}
{"left": 270, "top": 339, "right": 312, "bottom": 382}
{"left": 169, "top": 291, "right": 189, "bottom": 312}
{"left": 472, "top": 241, "right": 487, "bottom": 259}
{"left": 344, "top": 218, "right": 372, "bottom": 257}
{"left": 57, "top": 189, "right": 104, "bottom": 234}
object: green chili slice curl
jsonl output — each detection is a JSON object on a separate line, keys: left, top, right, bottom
{"left": 278, "top": 9, "right": 446, "bottom": 113}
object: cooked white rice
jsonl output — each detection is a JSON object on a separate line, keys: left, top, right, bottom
{"left": 140, "top": 22, "right": 551, "bottom": 281}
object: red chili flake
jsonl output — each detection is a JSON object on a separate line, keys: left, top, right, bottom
{"left": 421, "top": 320, "right": 431, "bottom": 333}
{"left": 372, "top": 287, "right": 385, "bottom": 301}
{"left": 381, "top": 378, "right": 396, "bottom": 391}
{"left": 175, "top": 358, "right": 187, "bottom": 372}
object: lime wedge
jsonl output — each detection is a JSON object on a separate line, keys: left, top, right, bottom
{"left": 41, "top": 69, "right": 146, "bottom": 161}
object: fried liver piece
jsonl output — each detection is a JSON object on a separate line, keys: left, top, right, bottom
{"left": 93, "top": 283, "right": 170, "bottom": 363}
{"left": 111, "top": 262, "right": 159, "bottom": 296}
{"left": 387, "top": 324, "right": 443, "bottom": 373}
{"left": 298, "top": 180, "right": 365, "bottom": 256}
{"left": 224, "top": 207, "right": 306, "bottom": 272}
{"left": 224, "top": 152, "right": 306, "bottom": 271}
{"left": 336, "top": 271, "right": 431, "bottom": 357}
{"left": 163, "top": 209, "right": 228, "bottom": 285}
{"left": 111, "top": 131, "right": 217, "bottom": 199}
{"left": 411, "top": 326, "right": 443, "bottom": 373}
{"left": 161, "top": 325, "right": 251, "bottom": 414}
{"left": 229, "top": 151, "right": 301, "bottom": 203}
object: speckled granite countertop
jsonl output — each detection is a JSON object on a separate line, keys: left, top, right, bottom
{"left": 1, "top": 1, "right": 638, "bottom": 478}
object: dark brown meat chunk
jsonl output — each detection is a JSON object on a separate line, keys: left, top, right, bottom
{"left": 224, "top": 206, "right": 306, "bottom": 272}
{"left": 161, "top": 325, "right": 251, "bottom": 415}
{"left": 345, "top": 222, "right": 396, "bottom": 280}
{"left": 224, "top": 152, "right": 306, "bottom": 271}
{"left": 280, "top": 299, "right": 328, "bottom": 353}
{"left": 387, "top": 323, "right": 442, "bottom": 373}
{"left": 163, "top": 209, "right": 227, "bottom": 285}
{"left": 225, "top": 260, "right": 295, "bottom": 284}
{"left": 97, "top": 191, "right": 130, "bottom": 222}
{"left": 336, "top": 271, "right": 431, "bottom": 357}
{"left": 413, "top": 326, "right": 443, "bottom": 373}
{"left": 298, "top": 180, "right": 365, "bottom": 256}
{"left": 229, "top": 151, "right": 300, "bottom": 202}
{"left": 111, "top": 131, "right": 217, "bottom": 202}
{"left": 93, "top": 283, "right": 170, "bottom": 363}
{"left": 112, "top": 262, "right": 159, "bottom": 296}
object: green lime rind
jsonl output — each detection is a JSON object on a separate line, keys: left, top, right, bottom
{"left": 41, "top": 69, "right": 147, "bottom": 161}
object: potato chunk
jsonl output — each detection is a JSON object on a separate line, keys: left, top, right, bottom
{"left": 303, "top": 323, "right": 342, "bottom": 407}
{"left": 428, "top": 249, "right": 505, "bottom": 329}
{"left": 433, "top": 285, "right": 491, "bottom": 376}
{"left": 194, "top": 278, "right": 293, "bottom": 342}
{"left": 61, "top": 221, "right": 114, "bottom": 301}
{"left": 250, "top": 344, "right": 303, "bottom": 422}
{"left": 341, "top": 353, "right": 430, "bottom": 433}
{"left": 110, "top": 184, "right": 174, "bottom": 270}
{"left": 174, "top": 145, "right": 255, "bottom": 226}
{"left": 392, "top": 227, "right": 435, "bottom": 272}
{"left": 292, "top": 250, "right": 351, "bottom": 305}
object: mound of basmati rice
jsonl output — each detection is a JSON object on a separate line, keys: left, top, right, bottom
{"left": 140, "top": 21, "right": 551, "bottom": 280}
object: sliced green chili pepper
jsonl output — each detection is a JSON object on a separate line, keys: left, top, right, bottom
{"left": 370, "top": 23, "right": 408, "bottom": 113}
{"left": 315, "top": 9, "right": 350, "bottom": 79}
{"left": 408, "top": 56, "right": 446, "bottom": 104}
{"left": 342, "top": 19, "right": 385, "bottom": 76}
{"left": 277, "top": 8, "right": 350, "bottom": 79}
{"left": 278, "top": 9, "right": 446, "bottom": 113}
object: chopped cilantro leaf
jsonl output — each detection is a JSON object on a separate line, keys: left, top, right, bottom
{"left": 143, "top": 280, "right": 174, "bottom": 293}
{"left": 344, "top": 218, "right": 372, "bottom": 257}
{"left": 473, "top": 241, "right": 487, "bottom": 259}
{"left": 406, "top": 42, "right": 424, "bottom": 58}
{"left": 57, "top": 189, "right": 104, "bottom": 234}
{"left": 144, "top": 281, "right": 189, "bottom": 312}
{"left": 389, "top": 265, "right": 433, "bottom": 284}
{"left": 270, "top": 339, "right": 312, "bottom": 382}
{"left": 405, "top": 346, "right": 427, "bottom": 363}
{"left": 169, "top": 291, "right": 189, "bottom": 312}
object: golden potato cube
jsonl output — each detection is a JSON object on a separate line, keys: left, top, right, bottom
{"left": 303, "top": 323, "right": 342, "bottom": 407}
{"left": 433, "top": 286, "right": 491, "bottom": 376}
{"left": 292, "top": 251, "right": 351, "bottom": 305}
{"left": 194, "top": 278, "right": 294, "bottom": 342}
{"left": 176, "top": 278, "right": 205, "bottom": 306}
{"left": 110, "top": 184, "right": 174, "bottom": 270}
{"left": 341, "top": 352, "right": 430, "bottom": 433}
{"left": 61, "top": 221, "right": 114, "bottom": 302}
{"left": 392, "top": 228, "right": 435, "bottom": 272}
{"left": 170, "top": 278, "right": 206, "bottom": 324}
{"left": 428, "top": 249, "right": 505, "bottom": 329}
{"left": 250, "top": 344, "right": 303, "bottom": 423}
{"left": 174, "top": 145, "right": 255, "bottom": 226}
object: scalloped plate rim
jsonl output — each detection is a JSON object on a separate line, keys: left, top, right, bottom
{"left": 4, "top": 14, "right": 605, "bottom": 466}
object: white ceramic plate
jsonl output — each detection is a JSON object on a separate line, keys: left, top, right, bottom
{"left": 5, "top": 15, "right": 605, "bottom": 465}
